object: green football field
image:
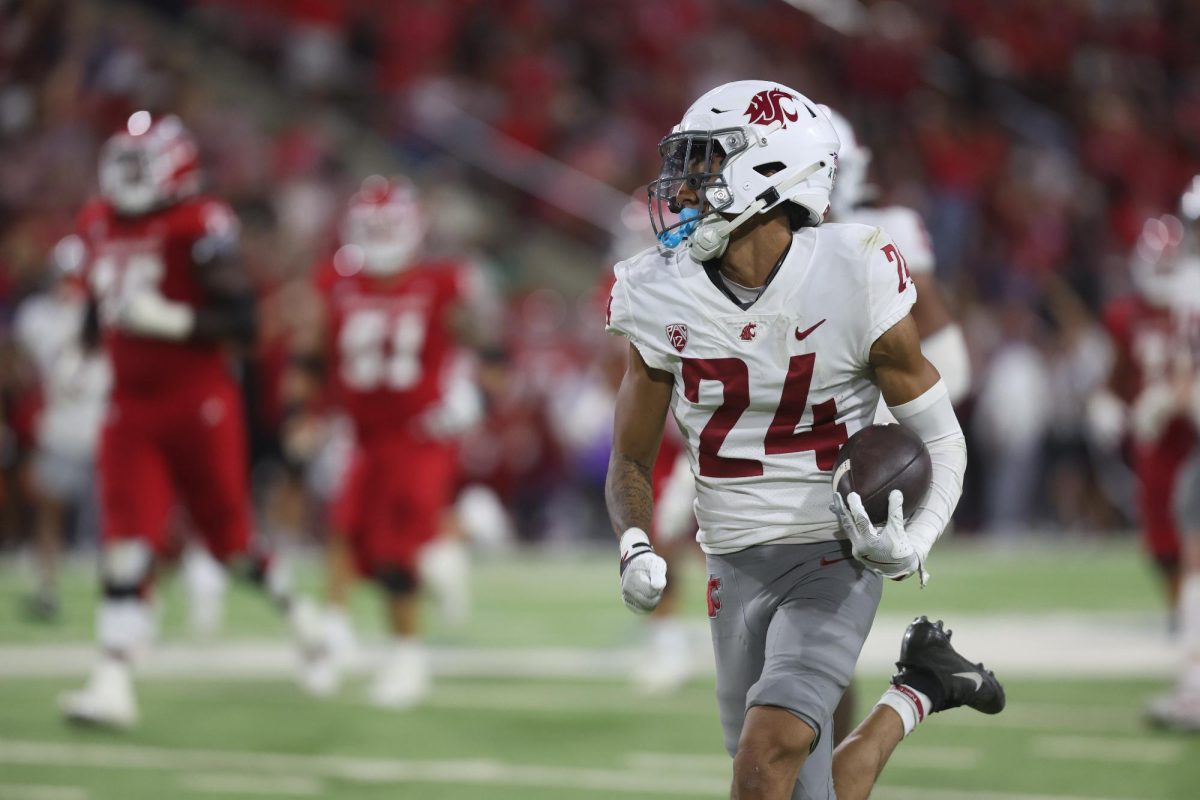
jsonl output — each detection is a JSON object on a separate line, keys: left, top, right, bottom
{"left": 1, "top": 539, "right": 1198, "bottom": 800}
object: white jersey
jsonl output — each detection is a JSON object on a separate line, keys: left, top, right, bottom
{"left": 14, "top": 292, "right": 111, "bottom": 459}
{"left": 607, "top": 223, "right": 916, "bottom": 554}
{"left": 841, "top": 206, "right": 934, "bottom": 275}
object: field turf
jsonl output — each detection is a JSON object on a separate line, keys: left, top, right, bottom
{"left": 0, "top": 539, "right": 1196, "bottom": 799}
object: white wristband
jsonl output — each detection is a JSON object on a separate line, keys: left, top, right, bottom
{"left": 619, "top": 528, "right": 651, "bottom": 556}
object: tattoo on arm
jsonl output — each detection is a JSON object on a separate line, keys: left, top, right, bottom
{"left": 605, "top": 453, "right": 655, "bottom": 536}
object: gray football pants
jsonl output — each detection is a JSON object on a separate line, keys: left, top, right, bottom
{"left": 706, "top": 540, "right": 883, "bottom": 800}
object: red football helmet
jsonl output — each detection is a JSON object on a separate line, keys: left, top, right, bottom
{"left": 337, "top": 175, "right": 428, "bottom": 276}
{"left": 99, "top": 111, "right": 201, "bottom": 216}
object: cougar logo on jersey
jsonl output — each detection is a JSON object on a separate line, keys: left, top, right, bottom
{"left": 666, "top": 323, "right": 689, "bottom": 352}
{"left": 744, "top": 88, "right": 800, "bottom": 128}
{"left": 707, "top": 576, "right": 722, "bottom": 618}
{"left": 739, "top": 322, "right": 759, "bottom": 341}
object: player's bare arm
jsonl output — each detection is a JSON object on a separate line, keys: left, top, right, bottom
{"left": 606, "top": 344, "right": 673, "bottom": 535}
{"left": 869, "top": 313, "right": 940, "bottom": 406}
{"left": 837, "top": 312, "right": 967, "bottom": 584}
{"left": 606, "top": 343, "right": 673, "bottom": 614}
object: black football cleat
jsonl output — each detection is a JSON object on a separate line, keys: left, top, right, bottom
{"left": 892, "top": 615, "right": 1006, "bottom": 715}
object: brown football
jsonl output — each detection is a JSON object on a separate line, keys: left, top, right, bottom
{"left": 833, "top": 424, "right": 932, "bottom": 525}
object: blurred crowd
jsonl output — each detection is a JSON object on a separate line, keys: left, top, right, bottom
{"left": 2, "top": 0, "right": 1200, "bottom": 562}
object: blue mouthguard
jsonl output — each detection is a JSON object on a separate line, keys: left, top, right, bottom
{"left": 658, "top": 207, "right": 700, "bottom": 248}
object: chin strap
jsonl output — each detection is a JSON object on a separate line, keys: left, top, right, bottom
{"left": 688, "top": 159, "right": 828, "bottom": 261}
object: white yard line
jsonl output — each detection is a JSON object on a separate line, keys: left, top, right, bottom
{"left": 939, "top": 703, "right": 1135, "bottom": 734}
{"left": 0, "top": 740, "right": 725, "bottom": 797}
{"left": 1033, "top": 735, "right": 1185, "bottom": 765}
{"left": 178, "top": 773, "right": 324, "bottom": 796}
{"left": 0, "top": 740, "right": 1147, "bottom": 800}
{"left": 0, "top": 608, "right": 1178, "bottom": 682}
{"left": 0, "top": 786, "right": 88, "bottom": 800}
{"left": 400, "top": 690, "right": 1138, "bottom": 736}
{"left": 873, "top": 789, "right": 1141, "bottom": 800}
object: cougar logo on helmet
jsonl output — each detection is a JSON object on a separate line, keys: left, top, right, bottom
{"left": 744, "top": 88, "right": 800, "bottom": 128}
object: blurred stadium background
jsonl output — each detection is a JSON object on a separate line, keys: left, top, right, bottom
{"left": 2, "top": 0, "right": 1200, "bottom": 798}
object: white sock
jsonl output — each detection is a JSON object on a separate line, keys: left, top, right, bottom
{"left": 648, "top": 617, "right": 690, "bottom": 654}
{"left": 391, "top": 635, "right": 422, "bottom": 654}
{"left": 419, "top": 538, "right": 471, "bottom": 625}
{"left": 182, "top": 546, "right": 227, "bottom": 596}
{"left": 1179, "top": 574, "right": 1200, "bottom": 697}
{"left": 97, "top": 599, "right": 154, "bottom": 657}
{"left": 876, "top": 684, "right": 933, "bottom": 736}
{"left": 323, "top": 605, "right": 358, "bottom": 660}
{"left": 385, "top": 636, "right": 426, "bottom": 669}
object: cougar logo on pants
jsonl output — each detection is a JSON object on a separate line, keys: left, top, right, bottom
{"left": 707, "top": 576, "right": 722, "bottom": 618}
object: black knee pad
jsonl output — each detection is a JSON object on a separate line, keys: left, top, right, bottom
{"left": 375, "top": 565, "right": 419, "bottom": 596}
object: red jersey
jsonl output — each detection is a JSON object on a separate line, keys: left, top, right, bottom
{"left": 77, "top": 196, "right": 239, "bottom": 398}
{"left": 1104, "top": 295, "right": 1179, "bottom": 403}
{"left": 317, "top": 259, "right": 468, "bottom": 440}
{"left": 1103, "top": 294, "right": 1198, "bottom": 446}
{"left": 1103, "top": 294, "right": 1200, "bottom": 561}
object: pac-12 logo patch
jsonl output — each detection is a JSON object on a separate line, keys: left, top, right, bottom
{"left": 707, "top": 576, "right": 722, "bottom": 618}
{"left": 666, "top": 323, "right": 688, "bottom": 352}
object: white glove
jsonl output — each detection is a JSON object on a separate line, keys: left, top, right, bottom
{"left": 420, "top": 377, "right": 483, "bottom": 439}
{"left": 114, "top": 291, "right": 195, "bottom": 340}
{"left": 1084, "top": 390, "right": 1127, "bottom": 451}
{"left": 618, "top": 528, "right": 667, "bottom": 614}
{"left": 831, "top": 490, "right": 926, "bottom": 585}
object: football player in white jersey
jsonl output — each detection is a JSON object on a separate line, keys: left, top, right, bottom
{"left": 650, "top": 101, "right": 978, "bottom": 737}
{"left": 605, "top": 80, "right": 1003, "bottom": 800}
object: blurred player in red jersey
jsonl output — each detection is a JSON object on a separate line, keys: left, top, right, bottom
{"left": 1090, "top": 196, "right": 1200, "bottom": 609}
{"left": 1119, "top": 176, "right": 1200, "bottom": 731}
{"left": 60, "top": 112, "right": 319, "bottom": 729}
{"left": 285, "top": 175, "right": 487, "bottom": 708}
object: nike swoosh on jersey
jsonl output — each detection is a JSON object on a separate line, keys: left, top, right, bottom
{"left": 953, "top": 671, "right": 984, "bottom": 690}
{"left": 819, "top": 556, "right": 849, "bottom": 567}
{"left": 795, "top": 319, "right": 827, "bottom": 340}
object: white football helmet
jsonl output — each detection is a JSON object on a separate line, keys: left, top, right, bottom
{"left": 338, "top": 175, "right": 428, "bottom": 276}
{"left": 649, "top": 80, "right": 840, "bottom": 260}
{"left": 99, "top": 111, "right": 201, "bottom": 216}
{"left": 1131, "top": 175, "right": 1200, "bottom": 310}
{"left": 821, "top": 105, "right": 874, "bottom": 217}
